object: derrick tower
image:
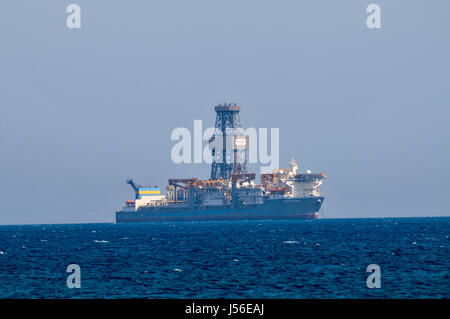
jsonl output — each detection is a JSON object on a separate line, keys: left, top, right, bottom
{"left": 210, "top": 103, "right": 247, "bottom": 180}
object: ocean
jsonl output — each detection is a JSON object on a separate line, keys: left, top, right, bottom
{"left": 0, "top": 218, "right": 448, "bottom": 298}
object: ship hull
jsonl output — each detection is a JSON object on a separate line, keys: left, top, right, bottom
{"left": 116, "top": 197, "right": 324, "bottom": 223}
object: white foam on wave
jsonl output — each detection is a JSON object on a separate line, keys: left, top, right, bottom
{"left": 283, "top": 240, "right": 299, "bottom": 244}
{"left": 173, "top": 268, "right": 183, "bottom": 272}
{"left": 94, "top": 240, "right": 109, "bottom": 243}
{"left": 0, "top": 251, "right": 6, "bottom": 255}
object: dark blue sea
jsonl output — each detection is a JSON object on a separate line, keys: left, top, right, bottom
{"left": 0, "top": 218, "right": 448, "bottom": 298}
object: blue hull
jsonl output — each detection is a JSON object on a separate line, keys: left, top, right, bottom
{"left": 116, "top": 197, "right": 324, "bottom": 223}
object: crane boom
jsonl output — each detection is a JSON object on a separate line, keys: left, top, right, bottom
{"left": 126, "top": 179, "right": 139, "bottom": 199}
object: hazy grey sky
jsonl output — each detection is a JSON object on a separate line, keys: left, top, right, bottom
{"left": 1, "top": 1, "right": 449, "bottom": 224}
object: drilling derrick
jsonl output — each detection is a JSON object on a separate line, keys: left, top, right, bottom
{"left": 210, "top": 103, "right": 247, "bottom": 180}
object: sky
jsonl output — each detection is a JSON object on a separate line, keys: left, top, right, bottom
{"left": 0, "top": 1, "right": 449, "bottom": 224}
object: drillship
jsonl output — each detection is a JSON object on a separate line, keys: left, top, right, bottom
{"left": 115, "top": 103, "right": 326, "bottom": 223}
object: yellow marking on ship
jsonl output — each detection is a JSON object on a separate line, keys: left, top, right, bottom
{"left": 137, "top": 190, "right": 161, "bottom": 195}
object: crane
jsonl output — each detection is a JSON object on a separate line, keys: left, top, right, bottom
{"left": 126, "top": 179, "right": 139, "bottom": 199}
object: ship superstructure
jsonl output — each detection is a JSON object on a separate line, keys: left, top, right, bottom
{"left": 116, "top": 104, "right": 326, "bottom": 223}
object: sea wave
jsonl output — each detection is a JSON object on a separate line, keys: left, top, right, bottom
{"left": 283, "top": 240, "right": 299, "bottom": 244}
